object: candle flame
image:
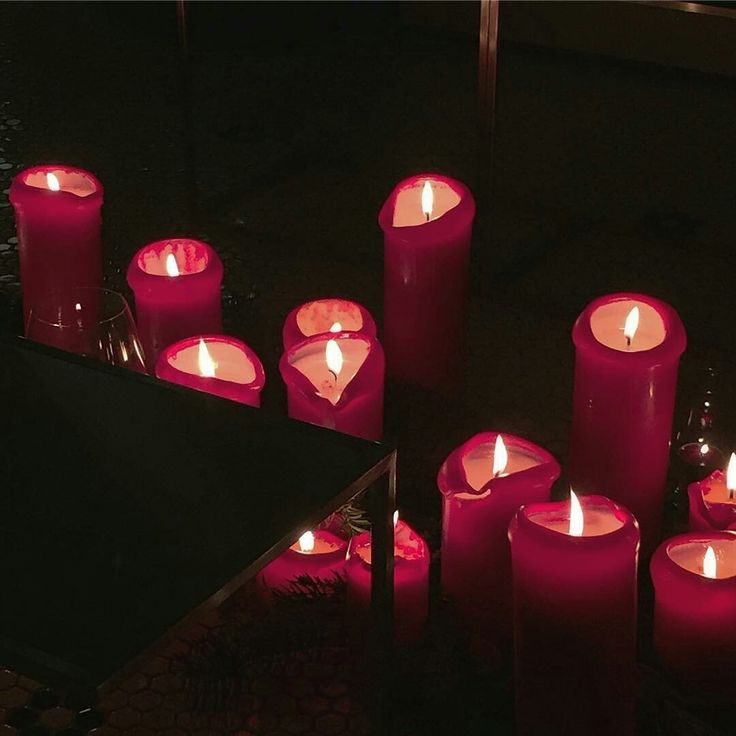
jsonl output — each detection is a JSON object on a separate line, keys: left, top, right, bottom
{"left": 569, "top": 489, "right": 584, "bottom": 537}
{"left": 727, "top": 453, "right": 736, "bottom": 495}
{"left": 330, "top": 322, "right": 342, "bottom": 333}
{"left": 298, "top": 530, "right": 315, "bottom": 553}
{"left": 393, "top": 510, "right": 399, "bottom": 527}
{"left": 623, "top": 306, "right": 640, "bottom": 345}
{"left": 325, "top": 338, "right": 343, "bottom": 377}
{"left": 46, "top": 172, "right": 60, "bottom": 192}
{"left": 703, "top": 545, "right": 717, "bottom": 579}
{"left": 197, "top": 338, "right": 217, "bottom": 378}
{"left": 421, "top": 180, "right": 433, "bottom": 221}
{"left": 165, "top": 253, "right": 180, "bottom": 277}
{"left": 492, "top": 435, "right": 508, "bottom": 478}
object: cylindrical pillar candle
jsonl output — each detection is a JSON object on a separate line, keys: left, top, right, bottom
{"left": 282, "top": 298, "right": 377, "bottom": 351}
{"left": 10, "top": 165, "right": 103, "bottom": 327}
{"left": 569, "top": 293, "right": 686, "bottom": 552}
{"left": 258, "top": 530, "right": 347, "bottom": 593}
{"left": 437, "top": 432, "right": 560, "bottom": 650}
{"left": 509, "top": 493, "right": 639, "bottom": 736}
{"left": 279, "top": 332, "right": 384, "bottom": 441}
{"left": 688, "top": 452, "right": 736, "bottom": 531}
{"left": 345, "top": 517, "right": 429, "bottom": 644}
{"left": 378, "top": 174, "right": 475, "bottom": 389}
{"left": 127, "top": 238, "right": 223, "bottom": 368}
{"left": 651, "top": 531, "right": 736, "bottom": 696}
{"left": 156, "top": 335, "right": 265, "bottom": 407}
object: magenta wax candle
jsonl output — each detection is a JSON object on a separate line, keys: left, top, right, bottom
{"left": 155, "top": 335, "right": 265, "bottom": 407}
{"left": 258, "top": 530, "right": 347, "bottom": 592}
{"left": 437, "top": 432, "right": 560, "bottom": 649}
{"left": 126, "top": 238, "right": 224, "bottom": 368}
{"left": 378, "top": 174, "right": 475, "bottom": 389}
{"left": 279, "top": 332, "right": 384, "bottom": 441}
{"left": 282, "top": 297, "right": 377, "bottom": 351}
{"left": 569, "top": 293, "right": 686, "bottom": 552}
{"left": 9, "top": 165, "right": 103, "bottom": 327}
{"left": 688, "top": 453, "right": 736, "bottom": 531}
{"left": 345, "top": 517, "right": 429, "bottom": 644}
{"left": 509, "top": 493, "right": 639, "bottom": 736}
{"left": 651, "top": 531, "right": 736, "bottom": 695}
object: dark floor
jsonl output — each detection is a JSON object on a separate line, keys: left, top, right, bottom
{"left": 1, "top": 2, "right": 736, "bottom": 734}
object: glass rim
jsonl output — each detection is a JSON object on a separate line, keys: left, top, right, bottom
{"left": 26, "top": 287, "right": 132, "bottom": 329}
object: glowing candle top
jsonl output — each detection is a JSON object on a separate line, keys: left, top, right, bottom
{"left": 14, "top": 165, "right": 102, "bottom": 200}
{"left": 663, "top": 534, "right": 736, "bottom": 580}
{"left": 283, "top": 298, "right": 377, "bottom": 351}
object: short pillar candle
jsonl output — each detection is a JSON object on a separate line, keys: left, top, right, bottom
{"left": 437, "top": 432, "right": 560, "bottom": 649}
{"left": 378, "top": 174, "right": 475, "bottom": 389}
{"left": 509, "top": 493, "right": 639, "bottom": 736}
{"left": 155, "top": 335, "right": 265, "bottom": 407}
{"left": 10, "top": 165, "right": 103, "bottom": 327}
{"left": 569, "top": 293, "right": 686, "bottom": 552}
{"left": 258, "top": 530, "right": 347, "bottom": 592}
{"left": 688, "top": 452, "right": 736, "bottom": 531}
{"left": 651, "top": 531, "right": 736, "bottom": 696}
{"left": 127, "top": 238, "right": 223, "bottom": 368}
{"left": 282, "top": 298, "right": 377, "bottom": 351}
{"left": 279, "top": 332, "right": 384, "bottom": 441}
{"left": 345, "top": 516, "right": 429, "bottom": 644}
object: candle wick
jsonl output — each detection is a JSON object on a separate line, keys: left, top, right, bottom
{"left": 626, "top": 335, "right": 631, "bottom": 349}
{"left": 425, "top": 212, "right": 431, "bottom": 222}
{"left": 328, "top": 369, "right": 338, "bottom": 383}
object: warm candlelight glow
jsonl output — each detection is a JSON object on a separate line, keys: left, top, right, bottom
{"left": 46, "top": 172, "right": 60, "bottom": 191}
{"left": 325, "top": 338, "right": 343, "bottom": 377}
{"left": 493, "top": 434, "right": 508, "bottom": 478}
{"left": 165, "top": 252, "right": 180, "bottom": 277}
{"left": 569, "top": 489, "right": 584, "bottom": 537}
{"left": 298, "top": 530, "right": 315, "bottom": 553}
{"left": 623, "top": 306, "right": 639, "bottom": 346}
{"left": 330, "top": 321, "right": 342, "bottom": 333}
{"left": 421, "top": 180, "right": 433, "bottom": 221}
{"left": 197, "top": 338, "right": 217, "bottom": 378}
{"left": 727, "top": 453, "right": 736, "bottom": 499}
{"left": 703, "top": 545, "right": 717, "bottom": 579}
{"left": 393, "top": 510, "right": 399, "bottom": 527}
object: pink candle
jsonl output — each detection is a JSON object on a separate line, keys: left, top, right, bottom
{"left": 126, "top": 238, "right": 224, "bottom": 368}
{"left": 378, "top": 174, "right": 475, "bottom": 389}
{"left": 569, "top": 293, "right": 686, "bottom": 552}
{"left": 437, "top": 432, "right": 560, "bottom": 650}
{"left": 155, "top": 335, "right": 265, "bottom": 407}
{"left": 509, "top": 493, "right": 639, "bottom": 736}
{"left": 282, "top": 297, "right": 377, "bottom": 351}
{"left": 345, "top": 516, "right": 429, "bottom": 644}
{"left": 258, "top": 530, "right": 347, "bottom": 592}
{"left": 279, "top": 332, "right": 384, "bottom": 441}
{"left": 651, "top": 531, "right": 736, "bottom": 695}
{"left": 688, "top": 453, "right": 736, "bottom": 531}
{"left": 9, "top": 165, "right": 103, "bottom": 328}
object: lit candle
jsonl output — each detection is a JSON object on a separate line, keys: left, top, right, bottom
{"left": 569, "top": 293, "right": 686, "bottom": 552}
{"left": 282, "top": 297, "right": 377, "bottom": 351}
{"left": 651, "top": 531, "right": 736, "bottom": 695}
{"left": 9, "top": 165, "right": 103, "bottom": 327}
{"left": 279, "top": 332, "right": 384, "bottom": 441}
{"left": 688, "top": 452, "right": 736, "bottom": 531}
{"left": 258, "top": 529, "right": 348, "bottom": 592}
{"left": 344, "top": 513, "right": 429, "bottom": 644}
{"left": 126, "top": 238, "right": 224, "bottom": 368}
{"left": 437, "top": 432, "right": 560, "bottom": 652}
{"left": 378, "top": 174, "right": 475, "bottom": 390}
{"left": 509, "top": 492, "right": 639, "bottom": 736}
{"left": 155, "top": 335, "right": 265, "bottom": 407}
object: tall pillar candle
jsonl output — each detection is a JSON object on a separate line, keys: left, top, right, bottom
{"left": 127, "top": 238, "right": 223, "bottom": 368}
{"left": 569, "top": 293, "right": 686, "bottom": 551}
{"left": 510, "top": 494, "right": 639, "bottom": 736}
{"left": 378, "top": 174, "right": 475, "bottom": 389}
{"left": 282, "top": 298, "right": 377, "bottom": 351}
{"left": 156, "top": 335, "right": 265, "bottom": 407}
{"left": 437, "top": 432, "right": 560, "bottom": 650}
{"left": 10, "top": 165, "right": 103, "bottom": 327}
{"left": 651, "top": 531, "right": 736, "bottom": 696}
{"left": 345, "top": 517, "right": 429, "bottom": 644}
{"left": 279, "top": 332, "right": 384, "bottom": 441}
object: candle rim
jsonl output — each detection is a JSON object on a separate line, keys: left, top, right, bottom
{"left": 391, "top": 177, "right": 462, "bottom": 228}
{"left": 287, "top": 529, "right": 348, "bottom": 556}
{"left": 136, "top": 238, "right": 211, "bottom": 276}
{"left": 348, "top": 518, "right": 429, "bottom": 568}
{"left": 12, "top": 164, "right": 103, "bottom": 199}
{"left": 656, "top": 531, "right": 736, "bottom": 582}
{"left": 572, "top": 292, "right": 686, "bottom": 364}
{"left": 294, "top": 298, "right": 367, "bottom": 337}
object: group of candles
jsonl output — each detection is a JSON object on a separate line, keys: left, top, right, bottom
{"left": 9, "top": 163, "right": 736, "bottom": 733}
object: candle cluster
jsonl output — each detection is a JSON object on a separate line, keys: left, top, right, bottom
{"left": 10, "top": 162, "right": 736, "bottom": 730}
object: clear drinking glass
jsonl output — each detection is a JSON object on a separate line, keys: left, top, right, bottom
{"left": 26, "top": 287, "right": 147, "bottom": 372}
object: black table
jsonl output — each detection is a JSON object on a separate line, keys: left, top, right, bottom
{"left": 0, "top": 336, "right": 395, "bottom": 695}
